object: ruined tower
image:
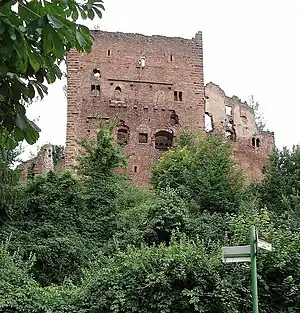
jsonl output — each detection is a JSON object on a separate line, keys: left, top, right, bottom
{"left": 65, "top": 31, "right": 205, "bottom": 186}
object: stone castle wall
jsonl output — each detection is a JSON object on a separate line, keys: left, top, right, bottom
{"left": 65, "top": 30, "right": 205, "bottom": 186}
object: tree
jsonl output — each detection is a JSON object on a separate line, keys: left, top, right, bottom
{"left": 248, "top": 95, "right": 266, "bottom": 131}
{"left": 0, "top": 0, "right": 105, "bottom": 150}
{"left": 52, "top": 144, "right": 65, "bottom": 168}
{"left": 152, "top": 132, "right": 245, "bottom": 214}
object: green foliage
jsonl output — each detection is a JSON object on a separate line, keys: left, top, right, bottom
{"left": 2, "top": 127, "right": 300, "bottom": 313}
{"left": 152, "top": 131, "right": 244, "bottom": 214}
{"left": 76, "top": 121, "right": 126, "bottom": 178}
{"left": 144, "top": 188, "right": 188, "bottom": 246}
{"left": 0, "top": 146, "right": 21, "bottom": 226}
{"left": 2, "top": 171, "right": 90, "bottom": 285}
{"left": 0, "top": 0, "right": 105, "bottom": 149}
{"left": 257, "top": 145, "right": 300, "bottom": 215}
{"left": 79, "top": 238, "right": 250, "bottom": 313}
{"left": 52, "top": 144, "right": 65, "bottom": 168}
{"left": 249, "top": 95, "right": 266, "bottom": 131}
{"left": 0, "top": 241, "right": 79, "bottom": 313}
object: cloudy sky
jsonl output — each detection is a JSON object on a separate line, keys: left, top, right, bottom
{"left": 23, "top": 0, "right": 300, "bottom": 159}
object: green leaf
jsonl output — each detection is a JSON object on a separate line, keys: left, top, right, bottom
{"left": 78, "top": 7, "right": 87, "bottom": 19}
{"left": 15, "top": 113, "right": 28, "bottom": 131}
{"left": 47, "top": 15, "right": 64, "bottom": 29}
{"left": 87, "top": 9, "right": 95, "bottom": 20}
{"left": 93, "top": 7, "right": 103, "bottom": 19}
{"left": 0, "top": 20, "right": 5, "bottom": 35}
{"left": 28, "top": 83, "right": 35, "bottom": 99}
{"left": 14, "top": 127, "right": 25, "bottom": 141}
{"left": 71, "top": 8, "right": 79, "bottom": 20}
{"left": 27, "top": 49, "right": 41, "bottom": 72}
{"left": 75, "top": 30, "right": 86, "bottom": 47}
{"left": 24, "top": 122, "right": 40, "bottom": 144}
{"left": 0, "top": 63, "right": 8, "bottom": 75}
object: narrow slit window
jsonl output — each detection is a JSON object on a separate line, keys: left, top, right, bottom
{"left": 134, "top": 166, "right": 137, "bottom": 173}
{"left": 174, "top": 91, "right": 178, "bottom": 101}
{"left": 107, "top": 49, "right": 111, "bottom": 56}
{"left": 179, "top": 91, "right": 183, "bottom": 101}
{"left": 256, "top": 138, "right": 260, "bottom": 147}
{"left": 170, "top": 55, "right": 173, "bottom": 61}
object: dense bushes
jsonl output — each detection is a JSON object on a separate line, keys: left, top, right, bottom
{"left": 1, "top": 126, "right": 300, "bottom": 312}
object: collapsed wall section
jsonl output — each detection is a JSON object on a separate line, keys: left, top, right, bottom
{"left": 205, "top": 82, "right": 275, "bottom": 181}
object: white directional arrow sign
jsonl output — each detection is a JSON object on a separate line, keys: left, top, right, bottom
{"left": 257, "top": 239, "right": 272, "bottom": 251}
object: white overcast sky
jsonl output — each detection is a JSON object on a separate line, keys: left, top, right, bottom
{"left": 23, "top": 0, "right": 300, "bottom": 159}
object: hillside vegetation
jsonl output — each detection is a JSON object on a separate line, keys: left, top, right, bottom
{"left": 1, "top": 123, "right": 300, "bottom": 313}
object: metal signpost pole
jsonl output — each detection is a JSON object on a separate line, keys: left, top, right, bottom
{"left": 222, "top": 226, "right": 272, "bottom": 313}
{"left": 250, "top": 225, "right": 259, "bottom": 313}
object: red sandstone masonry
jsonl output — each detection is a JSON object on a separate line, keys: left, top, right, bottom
{"left": 65, "top": 30, "right": 205, "bottom": 186}
{"left": 64, "top": 30, "right": 275, "bottom": 186}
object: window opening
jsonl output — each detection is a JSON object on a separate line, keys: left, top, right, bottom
{"left": 139, "top": 133, "right": 148, "bottom": 143}
{"left": 225, "top": 129, "right": 236, "bottom": 141}
{"left": 93, "top": 68, "right": 101, "bottom": 79}
{"left": 205, "top": 112, "right": 213, "bottom": 132}
{"left": 170, "top": 55, "right": 173, "bottom": 61}
{"left": 155, "top": 131, "right": 173, "bottom": 151}
{"left": 256, "top": 138, "right": 260, "bottom": 147}
{"left": 179, "top": 91, "right": 183, "bottom": 101}
{"left": 91, "top": 84, "right": 100, "bottom": 96}
{"left": 115, "top": 86, "right": 121, "bottom": 92}
{"left": 134, "top": 166, "right": 137, "bottom": 173}
{"left": 225, "top": 105, "right": 232, "bottom": 116}
{"left": 107, "top": 49, "right": 111, "bottom": 56}
{"left": 174, "top": 91, "right": 178, "bottom": 101}
{"left": 170, "top": 111, "right": 179, "bottom": 126}
{"left": 174, "top": 91, "right": 183, "bottom": 101}
{"left": 117, "top": 128, "right": 129, "bottom": 145}
{"left": 252, "top": 137, "right": 256, "bottom": 147}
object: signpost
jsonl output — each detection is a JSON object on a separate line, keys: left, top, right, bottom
{"left": 222, "top": 226, "right": 272, "bottom": 313}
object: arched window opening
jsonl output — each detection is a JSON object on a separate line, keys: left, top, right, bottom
{"left": 117, "top": 129, "right": 129, "bottom": 145}
{"left": 93, "top": 68, "right": 101, "bottom": 79}
{"left": 116, "top": 125, "right": 129, "bottom": 145}
{"left": 114, "top": 86, "right": 122, "bottom": 101}
{"left": 256, "top": 138, "right": 260, "bottom": 147}
{"left": 252, "top": 137, "right": 256, "bottom": 147}
{"left": 170, "top": 111, "right": 179, "bottom": 126}
{"left": 155, "top": 131, "right": 173, "bottom": 151}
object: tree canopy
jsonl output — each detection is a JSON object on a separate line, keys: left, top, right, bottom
{"left": 0, "top": 0, "right": 105, "bottom": 150}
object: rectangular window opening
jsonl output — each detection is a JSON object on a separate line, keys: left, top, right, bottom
{"left": 170, "top": 54, "right": 173, "bottom": 61}
{"left": 174, "top": 91, "right": 178, "bottom": 101}
{"left": 139, "top": 133, "right": 148, "bottom": 143}
{"left": 107, "top": 49, "right": 111, "bottom": 56}
{"left": 179, "top": 91, "right": 183, "bottom": 101}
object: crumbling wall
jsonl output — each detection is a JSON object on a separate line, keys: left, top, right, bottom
{"left": 17, "top": 144, "right": 55, "bottom": 182}
{"left": 205, "top": 82, "right": 275, "bottom": 181}
{"left": 65, "top": 30, "right": 205, "bottom": 186}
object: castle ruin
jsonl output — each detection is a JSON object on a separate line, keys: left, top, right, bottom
{"left": 18, "top": 30, "right": 275, "bottom": 185}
